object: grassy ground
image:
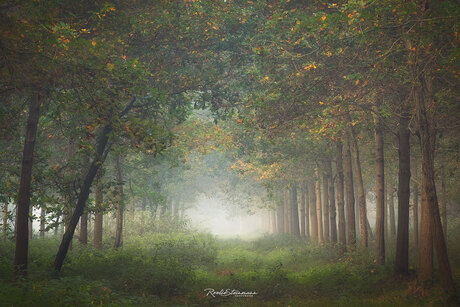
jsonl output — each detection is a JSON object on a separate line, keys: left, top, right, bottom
{"left": 0, "top": 232, "right": 459, "bottom": 306}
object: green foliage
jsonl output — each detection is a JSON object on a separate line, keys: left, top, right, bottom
{"left": 1, "top": 231, "right": 459, "bottom": 305}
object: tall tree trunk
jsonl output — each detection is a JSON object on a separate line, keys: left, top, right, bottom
{"left": 440, "top": 161, "right": 447, "bottom": 240}
{"left": 395, "top": 109, "right": 411, "bottom": 275}
{"left": 416, "top": 77, "right": 457, "bottom": 302}
{"left": 322, "top": 168, "right": 329, "bottom": 243}
{"left": 93, "top": 169, "right": 103, "bottom": 249}
{"left": 2, "top": 202, "right": 7, "bottom": 242}
{"left": 54, "top": 214, "right": 60, "bottom": 237}
{"left": 54, "top": 123, "right": 113, "bottom": 272}
{"left": 413, "top": 165, "right": 419, "bottom": 248}
{"left": 300, "top": 184, "right": 306, "bottom": 238}
{"left": 28, "top": 206, "right": 33, "bottom": 240}
{"left": 80, "top": 212, "right": 88, "bottom": 245}
{"left": 276, "top": 192, "right": 284, "bottom": 234}
{"left": 283, "top": 188, "right": 289, "bottom": 233}
{"left": 336, "top": 140, "right": 346, "bottom": 250}
{"left": 308, "top": 180, "right": 318, "bottom": 243}
{"left": 374, "top": 106, "right": 385, "bottom": 264}
{"left": 114, "top": 154, "right": 124, "bottom": 249}
{"left": 270, "top": 210, "right": 276, "bottom": 234}
{"left": 388, "top": 184, "right": 396, "bottom": 241}
{"left": 348, "top": 126, "right": 368, "bottom": 248}
{"left": 327, "top": 161, "right": 337, "bottom": 243}
{"left": 315, "top": 168, "right": 323, "bottom": 244}
{"left": 384, "top": 181, "right": 388, "bottom": 246}
{"left": 39, "top": 207, "right": 45, "bottom": 239}
{"left": 418, "top": 174, "right": 433, "bottom": 286}
{"left": 129, "top": 180, "right": 135, "bottom": 220}
{"left": 344, "top": 134, "right": 356, "bottom": 249}
{"left": 291, "top": 184, "right": 300, "bottom": 236}
{"left": 304, "top": 182, "right": 310, "bottom": 240}
{"left": 14, "top": 93, "right": 41, "bottom": 278}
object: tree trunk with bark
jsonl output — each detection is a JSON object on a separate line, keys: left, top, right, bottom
{"left": 388, "top": 184, "right": 396, "bottom": 241}
{"left": 54, "top": 123, "right": 113, "bottom": 272}
{"left": 290, "top": 184, "right": 300, "bottom": 236}
{"left": 440, "top": 161, "right": 447, "bottom": 240}
{"left": 327, "top": 161, "right": 337, "bottom": 243}
{"left": 336, "top": 140, "right": 346, "bottom": 250}
{"left": 300, "top": 184, "right": 306, "bottom": 238}
{"left": 308, "top": 180, "right": 318, "bottom": 243}
{"left": 114, "top": 154, "right": 124, "bottom": 249}
{"left": 396, "top": 109, "right": 411, "bottom": 275}
{"left": 283, "top": 188, "right": 289, "bottom": 233}
{"left": 413, "top": 165, "right": 419, "bottom": 248}
{"left": 322, "top": 168, "right": 329, "bottom": 243}
{"left": 40, "top": 207, "right": 45, "bottom": 239}
{"left": 276, "top": 191, "right": 284, "bottom": 234}
{"left": 348, "top": 126, "right": 368, "bottom": 248}
{"left": 374, "top": 106, "right": 385, "bottom": 264}
{"left": 14, "top": 93, "right": 41, "bottom": 278}
{"left": 304, "top": 182, "right": 310, "bottom": 240}
{"left": 315, "top": 168, "right": 323, "bottom": 244}
{"left": 93, "top": 169, "right": 103, "bottom": 249}
{"left": 415, "top": 76, "right": 457, "bottom": 302}
{"left": 344, "top": 134, "right": 356, "bottom": 249}
{"left": 80, "top": 212, "right": 88, "bottom": 245}
{"left": 2, "top": 202, "right": 7, "bottom": 242}
{"left": 418, "top": 173, "right": 433, "bottom": 286}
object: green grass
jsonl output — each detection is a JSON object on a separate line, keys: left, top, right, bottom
{"left": 0, "top": 232, "right": 458, "bottom": 306}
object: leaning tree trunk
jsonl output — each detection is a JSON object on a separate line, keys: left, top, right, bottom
{"left": 327, "top": 161, "right": 337, "bottom": 244}
{"left": 114, "top": 154, "right": 124, "bottom": 249}
{"left": 336, "top": 140, "right": 346, "bottom": 250}
{"left": 308, "top": 180, "right": 318, "bottom": 243}
{"left": 14, "top": 93, "right": 41, "bottom": 278}
{"left": 374, "top": 106, "right": 385, "bottom": 265}
{"left": 395, "top": 109, "right": 411, "bottom": 275}
{"left": 348, "top": 126, "right": 368, "bottom": 248}
{"left": 54, "top": 124, "right": 113, "bottom": 272}
{"left": 322, "top": 167, "right": 329, "bottom": 243}
{"left": 344, "top": 134, "right": 356, "bottom": 249}
{"left": 416, "top": 77, "right": 457, "bottom": 302}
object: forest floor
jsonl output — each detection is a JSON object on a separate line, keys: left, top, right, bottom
{"left": 0, "top": 230, "right": 459, "bottom": 306}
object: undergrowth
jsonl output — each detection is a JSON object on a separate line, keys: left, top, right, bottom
{"left": 0, "top": 231, "right": 458, "bottom": 306}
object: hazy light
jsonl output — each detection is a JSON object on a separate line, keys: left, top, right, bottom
{"left": 186, "top": 195, "right": 263, "bottom": 238}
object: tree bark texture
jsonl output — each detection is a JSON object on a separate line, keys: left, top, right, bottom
{"left": 14, "top": 93, "right": 41, "bottom": 278}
